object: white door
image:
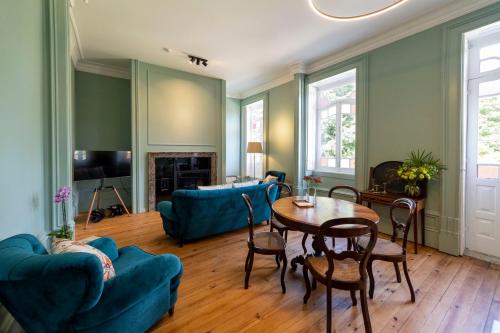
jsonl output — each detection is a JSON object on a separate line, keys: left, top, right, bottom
{"left": 465, "top": 31, "right": 500, "bottom": 258}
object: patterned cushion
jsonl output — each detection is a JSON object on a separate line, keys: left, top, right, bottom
{"left": 52, "top": 238, "right": 116, "bottom": 281}
{"left": 198, "top": 183, "right": 233, "bottom": 190}
{"left": 261, "top": 175, "right": 278, "bottom": 183}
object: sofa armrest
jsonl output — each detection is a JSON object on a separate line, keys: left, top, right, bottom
{"left": 78, "top": 253, "right": 183, "bottom": 322}
{"left": 158, "top": 201, "right": 177, "bottom": 222}
{"left": 87, "top": 237, "right": 119, "bottom": 261}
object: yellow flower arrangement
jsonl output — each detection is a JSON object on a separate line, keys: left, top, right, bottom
{"left": 397, "top": 150, "right": 446, "bottom": 197}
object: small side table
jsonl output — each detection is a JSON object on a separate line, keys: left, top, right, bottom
{"left": 360, "top": 191, "right": 426, "bottom": 254}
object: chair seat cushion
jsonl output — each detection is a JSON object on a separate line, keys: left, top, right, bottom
{"left": 306, "top": 256, "right": 361, "bottom": 282}
{"left": 253, "top": 232, "right": 286, "bottom": 251}
{"left": 357, "top": 236, "right": 402, "bottom": 256}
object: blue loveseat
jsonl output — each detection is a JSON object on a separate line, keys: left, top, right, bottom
{"left": 0, "top": 234, "right": 183, "bottom": 333}
{"left": 158, "top": 183, "right": 277, "bottom": 246}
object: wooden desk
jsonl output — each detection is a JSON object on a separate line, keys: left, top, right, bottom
{"left": 360, "top": 191, "right": 425, "bottom": 254}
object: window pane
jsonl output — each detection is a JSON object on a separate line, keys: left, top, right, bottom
{"left": 480, "top": 58, "right": 500, "bottom": 73}
{"left": 480, "top": 42, "right": 500, "bottom": 60}
{"left": 307, "top": 68, "right": 356, "bottom": 173}
{"left": 341, "top": 111, "right": 356, "bottom": 163}
{"left": 479, "top": 79, "right": 500, "bottom": 97}
{"left": 477, "top": 91, "right": 500, "bottom": 164}
{"left": 245, "top": 100, "right": 264, "bottom": 178}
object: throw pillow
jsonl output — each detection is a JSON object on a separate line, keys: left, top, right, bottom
{"left": 262, "top": 175, "right": 278, "bottom": 184}
{"left": 232, "top": 180, "right": 260, "bottom": 188}
{"left": 52, "top": 238, "right": 116, "bottom": 281}
{"left": 198, "top": 183, "right": 233, "bottom": 190}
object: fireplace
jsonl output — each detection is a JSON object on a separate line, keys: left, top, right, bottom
{"left": 148, "top": 152, "right": 217, "bottom": 211}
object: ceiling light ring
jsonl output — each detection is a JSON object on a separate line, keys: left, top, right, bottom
{"left": 308, "top": 0, "right": 409, "bottom": 21}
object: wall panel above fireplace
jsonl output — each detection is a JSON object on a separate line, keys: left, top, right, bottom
{"left": 131, "top": 61, "right": 226, "bottom": 213}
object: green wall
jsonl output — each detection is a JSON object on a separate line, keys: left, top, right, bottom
{"left": 267, "top": 81, "right": 296, "bottom": 184}
{"left": 131, "top": 61, "right": 226, "bottom": 212}
{"left": 73, "top": 70, "right": 132, "bottom": 212}
{"left": 74, "top": 71, "right": 131, "bottom": 151}
{"left": 0, "top": 0, "right": 50, "bottom": 240}
{"left": 226, "top": 97, "right": 241, "bottom": 177}
{"left": 244, "top": 3, "right": 500, "bottom": 254}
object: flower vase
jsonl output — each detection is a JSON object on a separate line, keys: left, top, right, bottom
{"left": 404, "top": 181, "right": 421, "bottom": 197}
{"left": 308, "top": 186, "right": 317, "bottom": 206}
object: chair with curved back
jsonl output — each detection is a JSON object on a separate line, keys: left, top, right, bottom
{"left": 357, "top": 198, "right": 417, "bottom": 302}
{"left": 328, "top": 185, "right": 362, "bottom": 204}
{"left": 328, "top": 185, "right": 362, "bottom": 250}
{"left": 266, "top": 182, "right": 292, "bottom": 241}
{"left": 242, "top": 193, "right": 288, "bottom": 293}
{"left": 303, "top": 218, "right": 378, "bottom": 333}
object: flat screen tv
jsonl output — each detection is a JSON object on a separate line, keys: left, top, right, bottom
{"left": 73, "top": 150, "right": 131, "bottom": 181}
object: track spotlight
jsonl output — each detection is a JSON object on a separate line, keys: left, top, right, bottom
{"left": 187, "top": 55, "right": 208, "bottom": 67}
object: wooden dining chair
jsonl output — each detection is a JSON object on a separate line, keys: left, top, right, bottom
{"left": 328, "top": 185, "right": 362, "bottom": 204}
{"left": 357, "top": 198, "right": 417, "bottom": 302}
{"left": 303, "top": 218, "right": 378, "bottom": 333}
{"left": 242, "top": 193, "right": 288, "bottom": 293}
{"left": 328, "top": 186, "right": 362, "bottom": 250}
{"left": 266, "top": 182, "right": 292, "bottom": 241}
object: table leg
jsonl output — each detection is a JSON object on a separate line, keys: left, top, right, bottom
{"left": 421, "top": 208, "right": 426, "bottom": 248}
{"left": 312, "top": 235, "right": 324, "bottom": 257}
{"left": 291, "top": 233, "right": 308, "bottom": 271}
{"left": 413, "top": 210, "right": 418, "bottom": 254}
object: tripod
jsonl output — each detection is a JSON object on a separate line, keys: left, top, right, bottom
{"left": 85, "top": 179, "right": 131, "bottom": 229}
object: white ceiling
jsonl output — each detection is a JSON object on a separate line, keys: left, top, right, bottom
{"left": 71, "top": 0, "right": 496, "bottom": 98}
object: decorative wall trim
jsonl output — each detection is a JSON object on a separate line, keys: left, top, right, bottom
{"left": 48, "top": 0, "right": 73, "bottom": 229}
{"left": 240, "top": 72, "right": 294, "bottom": 99}
{"left": 238, "top": 0, "right": 497, "bottom": 99}
{"left": 68, "top": 3, "right": 83, "bottom": 65}
{"left": 75, "top": 60, "right": 131, "bottom": 80}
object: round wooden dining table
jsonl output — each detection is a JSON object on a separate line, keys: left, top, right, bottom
{"left": 272, "top": 196, "right": 380, "bottom": 270}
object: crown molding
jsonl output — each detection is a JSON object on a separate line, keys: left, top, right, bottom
{"left": 236, "top": 0, "right": 498, "bottom": 98}
{"left": 240, "top": 72, "right": 294, "bottom": 99}
{"left": 75, "top": 60, "right": 131, "bottom": 79}
{"left": 306, "top": 0, "right": 498, "bottom": 74}
{"left": 68, "top": 3, "right": 84, "bottom": 66}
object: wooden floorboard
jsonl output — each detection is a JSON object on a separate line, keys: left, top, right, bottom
{"left": 75, "top": 212, "right": 498, "bottom": 333}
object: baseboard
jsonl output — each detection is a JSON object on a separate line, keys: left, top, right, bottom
{"left": 464, "top": 249, "right": 500, "bottom": 265}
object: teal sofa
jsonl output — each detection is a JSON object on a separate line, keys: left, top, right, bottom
{"left": 158, "top": 183, "right": 277, "bottom": 246}
{"left": 0, "top": 234, "right": 183, "bottom": 333}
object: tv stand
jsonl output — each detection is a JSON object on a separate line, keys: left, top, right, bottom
{"left": 85, "top": 179, "right": 131, "bottom": 229}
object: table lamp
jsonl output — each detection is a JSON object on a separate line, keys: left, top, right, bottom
{"left": 246, "top": 142, "right": 263, "bottom": 179}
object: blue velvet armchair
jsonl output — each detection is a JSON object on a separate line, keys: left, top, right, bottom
{"left": 0, "top": 234, "right": 183, "bottom": 333}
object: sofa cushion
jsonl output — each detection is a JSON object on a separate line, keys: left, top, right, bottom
{"left": 198, "top": 183, "right": 233, "bottom": 190}
{"left": 232, "top": 180, "right": 260, "bottom": 188}
{"left": 52, "top": 239, "right": 116, "bottom": 281}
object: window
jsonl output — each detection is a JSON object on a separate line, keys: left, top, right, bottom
{"left": 307, "top": 69, "right": 356, "bottom": 174}
{"left": 243, "top": 99, "right": 264, "bottom": 178}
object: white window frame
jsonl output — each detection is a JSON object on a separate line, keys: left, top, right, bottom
{"left": 308, "top": 70, "right": 357, "bottom": 175}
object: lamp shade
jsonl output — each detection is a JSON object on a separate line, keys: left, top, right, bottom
{"left": 246, "top": 142, "right": 263, "bottom": 153}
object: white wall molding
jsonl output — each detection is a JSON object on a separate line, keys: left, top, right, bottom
{"left": 68, "top": 2, "right": 83, "bottom": 66}
{"left": 75, "top": 60, "right": 131, "bottom": 80}
{"left": 237, "top": 0, "right": 498, "bottom": 99}
{"left": 240, "top": 71, "right": 294, "bottom": 99}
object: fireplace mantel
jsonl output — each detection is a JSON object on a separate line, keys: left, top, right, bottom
{"left": 148, "top": 152, "right": 217, "bottom": 211}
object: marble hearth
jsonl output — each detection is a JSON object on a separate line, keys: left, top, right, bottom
{"left": 148, "top": 152, "right": 217, "bottom": 211}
